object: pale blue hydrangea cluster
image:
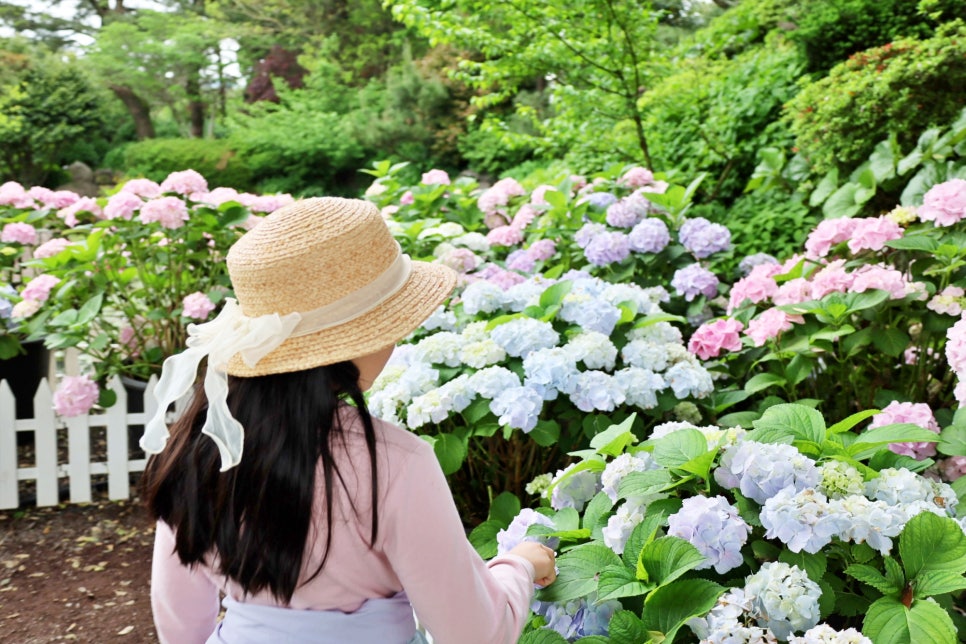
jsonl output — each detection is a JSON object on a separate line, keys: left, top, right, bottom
{"left": 866, "top": 467, "right": 958, "bottom": 513}
{"left": 667, "top": 495, "right": 751, "bottom": 573}
{"left": 567, "top": 331, "right": 618, "bottom": 370}
{"left": 559, "top": 291, "right": 622, "bottom": 335}
{"left": 602, "top": 499, "right": 646, "bottom": 554}
{"left": 450, "top": 231, "right": 491, "bottom": 252}
{"left": 460, "top": 280, "right": 506, "bottom": 314}
{"left": 601, "top": 453, "right": 660, "bottom": 501}
{"left": 413, "top": 331, "right": 464, "bottom": 367}
{"left": 715, "top": 441, "right": 821, "bottom": 504}
{"left": 678, "top": 216, "right": 732, "bottom": 259}
{"left": 613, "top": 367, "right": 666, "bottom": 408}
{"left": 788, "top": 625, "right": 872, "bottom": 644}
{"left": 628, "top": 218, "right": 671, "bottom": 253}
{"left": 490, "top": 385, "right": 544, "bottom": 432}
{"left": 421, "top": 305, "right": 458, "bottom": 332}
{"left": 664, "top": 361, "right": 716, "bottom": 399}
{"left": 523, "top": 347, "right": 578, "bottom": 400}
{"left": 489, "top": 317, "right": 560, "bottom": 357}
{"left": 549, "top": 464, "right": 601, "bottom": 512}
{"left": 580, "top": 191, "right": 618, "bottom": 210}
{"left": 760, "top": 487, "right": 849, "bottom": 554}
{"left": 651, "top": 420, "right": 746, "bottom": 449}
{"left": 570, "top": 370, "right": 627, "bottom": 412}
{"left": 496, "top": 508, "right": 559, "bottom": 555}
{"left": 585, "top": 231, "right": 632, "bottom": 266}
{"left": 744, "top": 562, "right": 822, "bottom": 640}
{"left": 688, "top": 588, "right": 778, "bottom": 644}
{"left": 532, "top": 595, "right": 622, "bottom": 641}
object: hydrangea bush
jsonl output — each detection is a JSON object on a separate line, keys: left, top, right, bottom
{"left": 2, "top": 172, "right": 292, "bottom": 415}
{"left": 480, "top": 405, "right": 966, "bottom": 643}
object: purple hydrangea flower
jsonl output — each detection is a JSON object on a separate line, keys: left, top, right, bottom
{"left": 670, "top": 264, "right": 719, "bottom": 301}
{"left": 584, "top": 231, "right": 631, "bottom": 266}
{"left": 575, "top": 222, "right": 608, "bottom": 249}
{"left": 496, "top": 508, "right": 559, "bottom": 554}
{"left": 738, "top": 252, "right": 779, "bottom": 277}
{"left": 490, "top": 385, "right": 544, "bottom": 432}
{"left": 667, "top": 495, "right": 751, "bottom": 574}
{"left": 605, "top": 195, "right": 648, "bottom": 228}
{"left": 678, "top": 217, "right": 731, "bottom": 258}
{"left": 628, "top": 218, "right": 671, "bottom": 253}
{"left": 550, "top": 465, "right": 601, "bottom": 511}
{"left": 534, "top": 596, "right": 622, "bottom": 640}
{"left": 715, "top": 441, "right": 821, "bottom": 504}
{"left": 581, "top": 191, "right": 618, "bottom": 210}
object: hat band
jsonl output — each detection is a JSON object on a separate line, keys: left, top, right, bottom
{"left": 140, "top": 247, "right": 414, "bottom": 471}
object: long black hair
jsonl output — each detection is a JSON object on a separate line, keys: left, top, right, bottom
{"left": 140, "top": 361, "right": 380, "bottom": 603}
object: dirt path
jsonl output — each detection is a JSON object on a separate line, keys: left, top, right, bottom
{"left": 0, "top": 501, "right": 157, "bottom": 643}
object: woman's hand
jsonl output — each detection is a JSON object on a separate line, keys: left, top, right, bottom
{"left": 507, "top": 541, "right": 557, "bottom": 587}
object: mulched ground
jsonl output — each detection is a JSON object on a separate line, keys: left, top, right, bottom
{"left": 0, "top": 500, "right": 158, "bottom": 643}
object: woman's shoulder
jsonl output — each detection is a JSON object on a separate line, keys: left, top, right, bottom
{"left": 338, "top": 404, "right": 432, "bottom": 460}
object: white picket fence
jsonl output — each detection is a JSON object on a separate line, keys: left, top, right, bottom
{"left": 0, "top": 375, "right": 184, "bottom": 510}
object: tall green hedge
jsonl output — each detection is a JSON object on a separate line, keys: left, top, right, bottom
{"left": 106, "top": 138, "right": 254, "bottom": 190}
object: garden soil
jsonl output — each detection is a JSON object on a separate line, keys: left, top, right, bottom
{"left": 0, "top": 500, "right": 158, "bottom": 643}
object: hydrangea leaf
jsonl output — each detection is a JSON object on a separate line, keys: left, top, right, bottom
{"left": 529, "top": 420, "right": 561, "bottom": 447}
{"left": 461, "top": 397, "right": 492, "bottom": 424}
{"left": 849, "top": 423, "right": 940, "bottom": 460}
{"left": 538, "top": 280, "right": 573, "bottom": 309}
{"left": 743, "top": 372, "right": 786, "bottom": 394}
{"left": 606, "top": 610, "right": 650, "bottom": 644}
{"left": 846, "top": 564, "right": 901, "bottom": 595}
{"left": 632, "top": 313, "right": 687, "bottom": 329}
{"left": 639, "top": 536, "right": 706, "bottom": 587}
{"left": 590, "top": 413, "right": 638, "bottom": 457}
{"left": 779, "top": 550, "right": 828, "bottom": 586}
{"left": 751, "top": 403, "right": 826, "bottom": 445}
{"left": 432, "top": 432, "right": 467, "bottom": 475}
{"left": 828, "top": 409, "right": 881, "bottom": 435}
{"left": 468, "top": 519, "right": 502, "bottom": 559}
{"left": 487, "top": 491, "right": 521, "bottom": 526}
{"left": 884, "top": 235, "right": 941, "bottom": 252}
{"left": 715, "top": 411, "right": 759, "bottom": 429}
{"left": 573, "top": 637, "right": 609, "bottom": 644}
{"left": 675, "top": 450, "right": 717, "bottom": 482}
{"left": 651, "top": 429, "right": 707, "bottom": 468}
{"left": 884, "top": 557, "right": 905, "bottom": 592}
{"left": 913, "top": 570, "right": 966, "bottom": 599}
{"left": 863, "top": 596, "right": 958, "bottom": 644}
{"left": 518, "top": 628, "right": 569, "bottom": 644}
{"left": 626, "top": 501, "right": 679, "bottom": 574}
{"left": 641, "top": 578, "right": 725, "bottom": 642}
{"left": 582, "top": 491, "right": 614, "bottom": 536}
{"left": 937, "top": 423, "right": 966, "bottom": 457}
{"left": 536, "top": 543, "right": 622, "bottom": 603}
{"left": 596, "top": 564, "right": 654, "bottom": 602}
{"left": 899, "top": 512, "right": 966, "bottom": 578}
{"left": 617, "top": 470, "right": 672, "bottom": 501}
{"left": 871, "top": 327, "right": 912, "bottom": 358}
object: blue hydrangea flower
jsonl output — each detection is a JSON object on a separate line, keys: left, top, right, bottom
{"left": 581, "top": 191, "right": 618, "bottom": 211}
{"left": 436, "top": 374, "right": 475, "bottom": 414}
{"left": 667, "top": 495, "right": 751, "bottom": 574}
{"left": 688, "top": 588, "right": 776, "bottom": 643}
{"left": 621, "top": 339, "right": 670, "bottom": 371}
{"left": 788, "top": 624, "right": 872, "bottom": 643}
{"left": 761, "top": 487, "right": 849, "bottom": 554}
{"left": 663, "top": 361, "right": 714, "bottom": 399}
{"left": 628, "top": 218, "right": 671, "bottom": 253}
{"left": 575, "top": 223, "right": 608, "bottom": 249}
{"left": 744, "top": 561, "right": 821, "bottom": 640}
{"left": 503, "top": 278, "right": 550, "bottom": 312}
{"left": 523, "top": 347, "right": 579, "bottom": 400}
{"left": 490, "top": 385, "right": 543, "bottom": 433}
{"left": 827, "top": 495, "right": 906, "bottom": 555}
{"left": 678, "top": 217, "right": 732, "bottom": 258}
{"left": 550, "top": 464, "right": 601, "bottom": 511}
{"left": 533, "top": 595, "right": 622, "bottom": 641}
{"left": 569, "top": 371, "right": 626, "bottom": 412}
{"left": 866, "top": 468, "right": 958, "bottom": 515}
{"left": 715, "top": 441, "right": 821, "bottom": 504}
{"left": 496, "top": 508, "right": 559, "bottom": 554}
{"left": 612, "top": 367, "right": 665, "bottom": 409}
{"left": 467, "top": 366, "right": 521, "bottom": 398}
{"left": 602, "top": 499, "right": 646, "bottom": 554}
{"left": 670, "top": 263, "right": 719, "bottom": 301}
{"left": 461, "top": 280, "right": 506, "bottom": 314}
{"left": 600, "top": 283, "right": 664, "bottom": 315}
{"left": 489, "top": 317, "right": 559, "bottom": 358}
{"left": 566, "top": 331, "right": 617, "bottom": 370}
{"left": 585, "top": 231, "right": 631, "bottom": 266}
{"left": 738, "top": 252, "right": 780, "bottom": 277}
{"left": 559, "top": 295, "right": 621, "bottom": 336}
{"left": 605, "top": 195, "right": 648, "bottom": 228}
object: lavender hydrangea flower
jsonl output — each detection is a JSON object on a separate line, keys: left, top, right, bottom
{"left": 679, "top": 217, "right": 732, "bottom": 258}
{"left": 760, "top": 487, "right": 848, "bottom": 554}
{"left": 628, "top": 218, "right": 671, "bottom": 253}
{"left": 612, "top": 367, "right": 665, "bottom": 409}
{"left": 489, "top": 317, "right": 559, "bottom": 358}
{"left": 523, "top": 347, "right": 579, "bottom": 400}
{"left": 602, "top": 499, "right": 646, "bottom": 554}
{"left": 605, "top": 195, "right": 648, "bottom": 228}
{"left": 490, "top": 385, "right": 543, "bottom": 433}
{"left": 461, "top": 280, "right": 506, "bottom": 314}
{"left": 688, "top": 588, "right": 778, "bottom": 644}
{"left": 744, "top": 562, "right": 822, "bottom": 640}
{"left": 667, "top": 495, "right": 751, "bottom": 574}
{"left": 533, "top": 595, "right": 622, "bottom": 640}
{"left": 569, "top": 371, "right": 626, "bottom": 412}
{"left": 496, "top": 508, "right": 559, "bottom": 554}
{"left": 585, "top": 231, "right": 631, "bottom": 266}
{"left": 550, "top": 465, "right": 601, "bottom": 512}
{"left": 575, "top": 222, "right": 608, "bottom": 248}
{"left": 580, "top": 191, "right": 618, "bottom": 210}
{"left": 671, "top": 264, "right": 719, "bottom": 301}
{"left": 663, "top": 361, "right": 714, "bottom": 399}
{"left": 715, "top": 441, "right": 821, "bottom": 504}
{"left": 738, "top": 252, "right": 780, "bottom": 277}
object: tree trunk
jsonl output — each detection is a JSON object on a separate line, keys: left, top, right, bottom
{"left": 186, "top": 70, "right": 205, "bottom": 138}
{"left": 109, "top": 84, "right": 155, "bottom": 139}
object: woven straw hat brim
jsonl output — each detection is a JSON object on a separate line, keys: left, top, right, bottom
{"left": 225, "top": 260, "right": 456, "bottom": 377}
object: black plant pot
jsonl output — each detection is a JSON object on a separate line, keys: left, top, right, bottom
{"left": 0, "top": 339, "right": 50, "bottom": 420}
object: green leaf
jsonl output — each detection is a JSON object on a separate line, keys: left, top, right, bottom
{"left": 468, "top": 520, "right": 502, "bottom": 559}
{"left": 676, "top": 449, "right": 717, "bottom": 481}
{"left": 539, "top": 280, "right": 573, "bottom": 308}
{"left": 823, "top": 183, "right": 862, "bottom": 218}
{"left": 590, "top": 413, "right": 638, "bottom": 457}
{"left": 642, "top": 579, "right": 724, "bottom": 642}
{"left": 640, "top": 536, "right": 706, "bottom": 587}
{"left": 597, "top": 564, "right": 654, "bottom": 602}
{"left": 884, "top": 236, "right": 940, "bottom": 252}
{"left": 872, "top": 327, "right": 912, "bottom": 358}
{"left": 810, "top": 170, "right": 838, "bottom": 206}
{"left": 49, "top": 309, "right": 79, "bottom": 327}
{"left": 462, "top": 397, "right": 492, "bottom": 424}
{"left": 433, "top": 433, "right": 467, "bottom": 475}
{"left": 743, "top": 372, "right": 786, "bottom": 394}
{"left": 488, "top": 492, "right": 521, "bottom": 525}
{"left": 529, "top": 420, "right": 561, "bottom": 447}
{"left": 828, "top": 409, "right": 881, "bottom": 435}
{"left": 751, "top": 403, "right": 826, "bottom": 445}
{"left": 937, "top": 423, "right": 966, "bottom": 456}
{"left": 75, "top": 293, "right": 103, "bottom": 325}
{"left": 850, "top": 424, "right": 941, "bottom": 459}
{"left": 913, "top": 570, "right": 966, "bottom": 598}
{"left": 899, "top": 512, "right": 966, "bottom": 579}
{"left": 518, "top": 629, "right": 569, "bottom": 644}
{"left": 537, "top": 543, "right": 622, "bottom": 603}
{"left": 779, "top": 550, "right": 827, "bottom": 585}
{"left": 863, "top": 596, "right": 958, "bottom": 644}
{"left": 607, "top": 610, "right": 651, "bottom": 644}
{"left": 618, "top": 470, "right": 672, "bottom": 501}
{"left": 652, "top": 429, "right": 708, "bottom": 468}
{"left": 847, "top": 563, "right": 901, "bottom": 595}
{"left": 583, "top": 492, "right": 614, "bottom": 535}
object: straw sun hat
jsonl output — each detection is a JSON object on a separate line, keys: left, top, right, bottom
{"left": 225, "top": 196, "right": 457, "bottom": 376}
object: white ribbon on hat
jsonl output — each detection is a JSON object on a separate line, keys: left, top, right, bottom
{"left": 140, "top": 249, "right": 413, "bottom": 471}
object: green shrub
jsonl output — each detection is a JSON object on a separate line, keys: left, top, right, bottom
{"left": 106, "top": 138, "right": 254, "bottom": 190}
{"left": 680, "top": 0, "right": 801, "bottom": 59}
{"left": 786, "top": 21, "right": 966, "bottom": 174}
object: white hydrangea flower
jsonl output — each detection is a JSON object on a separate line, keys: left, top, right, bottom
{"left": 467, "top": 366, "right": 521, "bottom": 398}
{"left": 626, "top": 321, "right": 682, "bottom": 345}
{"left": 866, "top": 468, "right": 958, "bottom": 516}
{"left": 461, "top": 320, "right": 490, "bottom": 342}
{"left": 621, "top": 339, "right": 670, "bottom": 371}
{"left": 419, "top": 221, "right": 465, "bottom": 238}
{"left": 414, "top": 332, "right": 465, "bottom": 366}
{"left": 602, "top": 499, "right": 646, "bottom": 555}
{"left": 744, "top": 562, "right": 821, "bottom": 640}
{"left": 503, "top": 279, "right": 550, "bottom": 311}
{"left": 761, "top": 487, "right": 849, "bottom": 554}
{"left": 461, "top": 280, "right": 506, "bottom": 314}
{"left": 600, "top": 283, "right": 664, "bottom": 315}
{"left": 601, "top": 453, "right": 659, "bottom": 502}
{"left": 664, "top": 361, "right": 714, "bottom": 399}
{"left": 459, "top": 339, "right": 507, "bottom": 369}
{"left": 827, "top": 495, "right": 905, "bottom": 555}
{"left": 567, "top": 331, "right": 618, "bottom": 370}
{"left": 612, "top": 367, "right": 665, "bottom": 409}
{"left": 451, "top": 231, "right": 490, "bottom": 252}
{"left": 688, "top": 588, "right": 779, "bottom": 644}
{"left": 788, "top": 623, "right": 872, "bottom": 643}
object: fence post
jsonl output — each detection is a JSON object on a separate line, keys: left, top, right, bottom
{"left": 0, "top": 380, "right": 18, "bottom": 510}
{"left": 33, "top": 380, "right": 59, "bottom": 507}
{"left": 66, "top": 412, "right": 92, "bottom": 504}
{"left": 105, "top": 377, "right": 130, "bottom": 500}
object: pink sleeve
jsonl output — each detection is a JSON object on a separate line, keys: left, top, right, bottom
{"left": 382, "top": 442, "right": 536, "bottom": 644}
{"left": 150, "top": 520, "right": 221, "bottom": 644}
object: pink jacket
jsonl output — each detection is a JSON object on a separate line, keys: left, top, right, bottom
{"left": 150, "top": 408, "right": 535, "bottom": 644}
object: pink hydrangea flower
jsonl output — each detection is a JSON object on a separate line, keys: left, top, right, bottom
{"left": 946, "top": 317, "right": 966, "bottom": 375}
{"left": 745, "top": 308, "right": 794, "bottom": 346}
{"left": 58, "top": 197, "right": 102, "bottom": 226}
{"left": 160, "top": 169, "right": 207, "bottom": 196}
{"left": 182, "top": 292, "right": 216, "bottom": 319}
{"left": 239, "top": 193, "right": 294, "bottom": 213}
{"left": 936, "top": 456, "right": 966, "bottom": 481}
{"left": 53, "top": 374, "right": 100, "bottom": 417}
{"left": 1, "top": 222, "right": 38, "bottom": 245}
{"left": 511, "top": 204, "right": 538, "bottom": 229}
{"left": 421, "top": 169, "right": 451, "bottom": 185}
{"left": 688, "top": 318, "right": 744, "bottom": 360}
{"left": 194, "top": 187, "right": 240, "bottom": 207}
{"left": 139, "top": 196, "right": 189, "bottom": 229}
{"left": 119, "top": 325, "right": 138, "bottom": 350}
{"left": 850, "top": 265, "right": 910, "bottom": 299}
{"left": 103, "top": 191, "right": 143, "bottom": 220}
{"left": 0, "top": 181, "right": 33, "bottom": 208}
{"left": 506, "top": 249, "right": 536, "bottom": 273}
{"left": 120, "top": 178, "right": 162, "bottom": 199}
{"left": 529, "top": 239, "right": 556, "bottom": 261}
{"left": 530, "top": 185, "right": 557, "bottom": 205}
{"left": 474, "top": 263, "right": 526, "bottom": 289}
{"left": 809, "top": 259, "right": 854, "bottom": 299}
{"left": 927, "top": 285, "right": 965, "bottom": 316}
{"left": 400, "top": 190, "right": 414, "bottom": 206}
{"left": 804, "top": 217, "right": 858, "bottom": 258}
{"left": 486, "top": 225, "right": 524, "bottom": 247}
{"left": 32, "top": 188, "right": 79, "bottom": 209}
{"left": 619, "top": 167, "right": 655, "bottom": 188}
{"left": 918, "top": 178, "right": 966, "bottom": 227}
{"left": 727, "top": 264, "right": 781, "bottom": 313}
{"left": 868, "top": 401, "right": 939, "bottom": 460}
{"left": 438, "top": 248, "right": 480, "bottom": 273}
{"left": 33, "top": 238, "right": 71, "bottom": 259}
{"left": 478, "top": 178, "right": 525, "bottom": 214}
{"left": 22, "top": 274, "right": 60, "bottom": 302}
{"left": 771, "top": 278, "right": 812, "bottom": 306}
{"left": 847, "top": 216, "right": 903, "bottom": 253}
